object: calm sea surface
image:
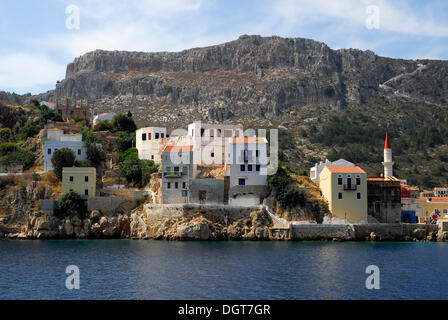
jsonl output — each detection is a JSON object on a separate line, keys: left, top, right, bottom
{"left": 0, "top": 240, "right": 447, "bottom": 300}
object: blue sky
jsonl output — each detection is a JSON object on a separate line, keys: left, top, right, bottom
{"left": 1, "top": 0, "right": 448, "bottom": 94}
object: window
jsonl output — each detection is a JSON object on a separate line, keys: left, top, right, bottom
{"left": 338, "top": 192, "right": 343, "bottom": 200}
{"left": 174, "top": 167, "right": 179, "bottom": 172}
{"left": 84, "top": 189, "right": 89, "bottom": 196}
{"left": 166, "top": 167, "right": 171, "bottom": 172}
{"left": 155, "top": 133, "right": 159, "bottom": 139}
{"left": 69, "top": 176, "right": 74, "bottom": 182}
{"left": 78, "top": 149, "right": 81, "bottom": 155}
{"left": 211, "top": 152, "right": 215, "bottom": 158}
{"left": 337, "top": 174, "right": 343, "bottom": 185}
{"left": 167, "top": 182, "right": 171, "bottom": 189}
{"left": 256, "top": 150, "right": 259, "bottom": 157}
{"left": 175, "top": 182, "right": 178, "bottom": 189}
{"left": 85, "top": 176, "right": 89, "bottom": 182}
{"left": 210, "top": 129, "right": 214, "bottom": 137}
{"left": 240, "top": 165, "right": 245, "bottom": 172}
{"left": 256, "top": 165, "right": 260, "bottom": 171}
{"left": 148, "top": 133, "right": 152, "bottom": 140}
{"left": 182, "top": 182, "right": 186, "bottom": 189}
{"left": 182, "top": 190, "right": 188, "bottom": 197}
{"left": 217, "top": 129, "right": 222, "bottom": 137}
{"left": 347, "top": 174, "right": 352, "bottom": 186}
{"left": 235, "top": 131, "right": 240, "bottom": 137}
{"left": 356, "top": 175, "right": 361, "bottom": 185}
{"left": 248, "top": 165, "right": 253, "bottom": 171}
{"left": 142, "top": 133, "right": 146, "bottom": 141}
{"left": 161, "top": 133, "right": 164, "bottom": 138}
{"left": 201, "top": 128, "right": 205, "bottom": 137}
{"left": 357, "top": 192, "right": 362, "bottom": 200}
{"left": 224, "top": 130, "right": 232, "bottom": 137}
{"left": 238, "top": 178, "right": 246, "bottom": 186}
{"left": 48, "top": 148, "right": 52, "bottom": 155}
{"left": 151, "top": 155, "right": 154, "bottom": 160}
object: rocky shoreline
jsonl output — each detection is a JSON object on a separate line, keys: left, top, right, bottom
{"left": 1, "top": 204, "right": 447, "bottom": 242}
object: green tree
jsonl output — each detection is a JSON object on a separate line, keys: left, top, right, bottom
{"left": 37, "top": 104, "right": 62, "bottom": 125}
{"left": 112, "top": 113, "right": 137, "bottom": 132}
{"left": 119, "top": 148, "right": 158, "bottom": 187}
{"left": 51, "top": 148, "right": 76, "bottom": 179}
{"left": 116, "top": 131, "right": 135, "bottom": 152}
{"left": 0, "top": 143, "right": 35, "bottom": 169}
{"left": 86, "top": 143, "right": 106, "bottom": 167}
{"left": 57, "top": 191, "right": 88, "bottom": 219}
{"left": 20, "top": 120, "right": 41, "bottom": 140}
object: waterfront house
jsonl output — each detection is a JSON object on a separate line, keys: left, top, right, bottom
{"left": 416, "top": 197, "right": 448, "bottom": 223}
{"left": 62, "top": 167, "right": 96, "bottom": 197}
{"left": 310, "top": 159, "right": 355, "bottom": 183}
{"left": 225, "top": 137, "right": 269, "bottom": 206}
{"left": 161, "top": 145, "right": 195, "bottom": 204}
{"left": 367, "top": 178, "right": 402, "bottom": 223}
{"left": 319, "top": 166, "right": 368, "bottom": 223}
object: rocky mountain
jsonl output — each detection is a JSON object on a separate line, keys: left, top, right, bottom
{"left": 32, "top": 35, "right": 447, "bottom": 128}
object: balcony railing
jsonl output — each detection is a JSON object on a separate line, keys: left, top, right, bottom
{"left": 163, "top": 172, "right": 183, "bottom": 178}
{"left": 343, "top": 184, "right": 357, "bottom": 191}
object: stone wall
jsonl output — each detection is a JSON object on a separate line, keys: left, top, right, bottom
{"left": 277, "top": 223, "right": 440, "bottom": 241}
{"left": 188, "top": 179, "right": 225, "bottom": 205}
{"left": 87, "top": 196, "right": 137, "bottom": 214}
{"left": 143, "top": 203, "right": 259, "bottom": 224}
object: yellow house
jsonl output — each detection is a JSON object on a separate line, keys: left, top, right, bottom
{"left": 62, "top": 167, "right": 96, "bottom": 197}
{"left": 416, "top": 197, "right": 448, "bottom": 223}
{"left": 319, "top": 166, "right": 368, "bottom": 223}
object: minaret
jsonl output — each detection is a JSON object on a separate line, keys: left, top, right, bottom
{"left": 382, "top": 132, "right": 394, "bottom": 178}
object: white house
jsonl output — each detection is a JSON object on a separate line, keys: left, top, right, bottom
{"left": 187, "top": 121, "right": 243, "bottom": 166}
{"left": 225, "top": 137, "right": 269, "bottom": 206}
{"left": 136, "top": 127, "right": 168, "bottom": 163}
{"left": 44, "top": 140, "right": 87, "bottom": 172}
{"left": 40, "top": 101, "right": 56, "bottom": 110}
{"left": 93, "top": 112, "right": 117, "bottom": 127}
{"left": 310, "top": 158, "right": 355, "bottom": 183}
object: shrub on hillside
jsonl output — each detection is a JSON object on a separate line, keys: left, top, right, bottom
{"left": 0, "top": 143, "right": 35, "bottom": 169}
{"left": 51, "top": 148, "right": 76, "bottom": 179}
{"left": 112, "top": 113, "right": 137, "bottom": 133}
{"left": 86, "top": 143, "right": 106, "bottom": 167}
{"left": 56, "top": 191, "right": 88, "bottom": 219}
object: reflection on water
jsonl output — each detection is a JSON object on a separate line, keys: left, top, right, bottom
{"left": 0, "top": 240, "right": 447, "bottom": 299}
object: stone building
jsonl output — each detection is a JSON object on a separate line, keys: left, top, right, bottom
{"left": 310, "top": 159, "right": 355, "bottom": 183}
{"left": 161, "top": 145, "right": 195, "bottom": 204}
{"left": 367, "top": 178, "right": 402, "bottom": 223}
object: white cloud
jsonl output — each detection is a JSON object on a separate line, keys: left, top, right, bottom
{"left": 269, "top": 0, "right": 448, "bottom": 38}
{"left": 0, "top": 52, "right": 65, "bottom": 94}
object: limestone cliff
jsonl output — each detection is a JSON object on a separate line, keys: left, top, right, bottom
{"left": 30, "top": 35, "right": 447, "bottom": 128}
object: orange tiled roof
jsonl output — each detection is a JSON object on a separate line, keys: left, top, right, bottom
{"left": 231, "top": 137, "right": 267, "bottom": 144}
{"left": 420, "top": 197, "right": 448, "bottom": 202}
{"left": 163, "top": 145, "right": 193, "bottom": 153}
{"left": 326, "top": 166, "right": 366, "bottom": 174}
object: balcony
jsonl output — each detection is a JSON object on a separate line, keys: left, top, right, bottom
{"left": 343, "top": 184, "right": 357, "bottom": 191}
{"left": 163, "top": 171, "right": 183, "bottom": 178}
